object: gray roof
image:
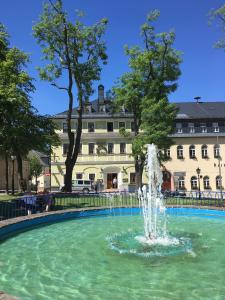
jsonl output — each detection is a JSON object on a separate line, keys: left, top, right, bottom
{"left": 174, "top": 102, "right": 225, "bottom": 119}
{"left": 55, "top": 100, "right": 225, "bottom": 120}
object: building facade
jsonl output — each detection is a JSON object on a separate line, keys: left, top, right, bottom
{"left": 51, "top": 85, "right": 225, "bottom": 193}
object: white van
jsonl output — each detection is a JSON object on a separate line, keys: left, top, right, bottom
{"left": 72, "top": 180, "right": 93, "bottom": 193}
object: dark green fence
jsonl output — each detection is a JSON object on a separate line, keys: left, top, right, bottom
{"left": 0, "top": 191, "right": 224, "bottom": 221}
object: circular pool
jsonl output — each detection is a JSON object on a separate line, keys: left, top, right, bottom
{"left": 0, "top": 208, "right": 225, "bottom": 299}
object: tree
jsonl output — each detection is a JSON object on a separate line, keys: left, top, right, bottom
{"left": 33, "top": 0, "right": 107, "bottom": 192}
{"left": 210, "top": 4, "right": 225, "bottom": 50}
{"left": 113, "top": 11, "right": 181, "bottom": 189}
{"left": 28, "top": 155, "right": 43, "bottom": 193}
{"left": 0, "top": 23, "right": 60, "bottom": 191}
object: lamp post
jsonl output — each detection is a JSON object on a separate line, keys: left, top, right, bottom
{"left": 196, "top": 167, "right": 201, "bottom": 200}
{"left": 11, "top": 155, "right": 16, "bottom": 195}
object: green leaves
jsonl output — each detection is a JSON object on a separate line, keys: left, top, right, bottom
{"left": 114, "top": 10, "right": 181, "bottom": 186}
{"left": 33, "top": 0, "right": 108, "bottom": 97}
{"left": 209, "top": 4, "right": 225, "bottom": 50}
{"left": 28, "top": 155, "right": 43, "bottom": 180}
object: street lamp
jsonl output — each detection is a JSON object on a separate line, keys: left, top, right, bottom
{"left": 196, "top": 167, "right": 201, "bottom": 199}
{"left": 11, "top": 155, "right": 16, "bottom": 195}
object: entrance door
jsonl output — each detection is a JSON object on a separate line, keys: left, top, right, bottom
{"left": 107, "top": 173, "right": 118, "bottom": 189}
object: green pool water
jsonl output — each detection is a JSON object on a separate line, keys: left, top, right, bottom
{"left": 1, "top": 212, "right": 225, "bottom": 299}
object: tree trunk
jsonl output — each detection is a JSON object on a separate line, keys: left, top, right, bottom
{"left": 64, "top": 97, "right": 83, "bottom": 192}
{"left": 5, "top": 154, "right": 9, "bottom": 194}
{"left": 35, "top": 175, "right": 38, "bottom": 194}
{"left": 16, "top": 154, "right": 25, "bottom": 192}
{"left": 64, "top": 163, "right": 73, "bottom": 192}
{"left": 135, "top": 159, "right": 144, "bottom": 191}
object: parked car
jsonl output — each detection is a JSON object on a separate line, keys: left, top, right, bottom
{"left": 162, "top": 190, "right": 186, "bottom": 198}
{"left": 59, "top": 180, "right": 93, "bottom": 193}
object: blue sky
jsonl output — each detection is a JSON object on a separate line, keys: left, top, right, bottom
{"left": 0, "top": 0, "right": 224, "bottom": 115}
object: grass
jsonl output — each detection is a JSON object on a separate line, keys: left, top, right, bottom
{"left": 0, "top": 194, "right": 21, "bottom": 201}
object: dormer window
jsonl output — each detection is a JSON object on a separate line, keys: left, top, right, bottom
{"left": 200, "top": 123, "right": 207, "bottom": 133}
{"left": 176, "top": 123, "right": 182, "bottom": 133}
{"left": 85, "top": 105, "right": 92, "bottom": 113}
{"left": 188, "top": 123, "right": 195, "bottom": 133}
{"left": 213, "top": 122, "right": 219, "bottom": 133}
{"left": 99, "top": 104, "right": 106, "bottom": 113}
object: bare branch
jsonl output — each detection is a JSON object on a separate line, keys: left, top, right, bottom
{"left": 51, "top": 83, "right": 68, "bottom": 91}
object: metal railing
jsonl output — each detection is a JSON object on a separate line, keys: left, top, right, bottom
{"left": 0, "top": 191, "right": 225, "bottom": 222}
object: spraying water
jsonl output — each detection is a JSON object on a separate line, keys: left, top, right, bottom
{"left": 137, "top": 144, "right": 170, "bottom": 245}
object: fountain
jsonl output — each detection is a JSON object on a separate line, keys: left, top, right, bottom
{"left": 138, "top": 144, "right": 166, "bottom": 242}
{"left": 1, "top": 143, "right": 225, "bottom": 298}
{"left": 108, "top": 144, "right": 192, "bottom": 257}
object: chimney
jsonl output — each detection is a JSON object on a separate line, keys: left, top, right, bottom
{"left": 194, "top": 96, "right": 201, "bottom": 103}
{"left": 98, "top": 84, "right": 104, "bottom": 103}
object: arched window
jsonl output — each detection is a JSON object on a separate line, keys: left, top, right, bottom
{"left": 177, "top": 145, "right": 183, "bottom": 159}
{"left": 203, "top": 176, "right": 210, "bottom": 189}
{"left": 214, "top": 144, "right": 220, "bottom": 158}
{"left": 216, "top": 176, "right": 222, "bottom": 189}
{"left": 201, "top": 145, "right": 208, "bottom": 158}
{"left": 178, "top": 176, "right": 185, "bottom": 189}
{"left": 189, "top": 145, "right": 196, "bottom": 159}
{"left": 191, "top": 176, "right": 198, "bottom": 189}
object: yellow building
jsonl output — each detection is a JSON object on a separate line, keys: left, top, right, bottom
{"left": 51, "top": 85, "right": 225, "bottom": 193}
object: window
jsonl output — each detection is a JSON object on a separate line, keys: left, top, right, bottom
{"left": 89, "top": 143, "right": 95, "bottom": 155}
{"left": 88, "top": 122, "right": 95, "bottom": 132}
{"left": 85, "top": 104, "right": 92, "bottom": 113}
{"left": 189, "top": 145, "right": 196, "bottom": 159}
{"left": 216, "top": 176, "right": 222, "bottom": 189}
{"left": 89, "top": 174, "right": 95, "bottom": 181}
{"left": 165, "top": 148, "right": 170, "bottom": 158}
{"left": 177, "top": 145, "right": 183, "bottom": 159}
{"left": 63, "top": 144, "right": 69, "bottom": 155}
{"left": 130, "top": 173, "right": 136, "bottom": 184}
{"left": 214, "top": 144, "right": 220, "bottom": 158}
{"left": 178, "top": 176, "right": 185, "bottom": 189}
{"left": 108, "top": 143, "right": 114, "bottom": 154}
{"left": 188, "top": 123, "right": 195, "bottom": 133}
{"left": 119, "top": 122, "right": 125, "bottom": 129}
{"left": 200, "top": 123, "right": 207, "bottom": 133}
{"left": 120, "top": 143, "right": 126, "bottom": 154}
{"left": 203, "top": 176, "right": 210, "bottom": 189}
{"left": 99, "top": 104, "right": 106, "bottom": 112}
{"left": 176, "top": 123, "right": 182, "bottom": 133}
{"left": 191, "top": 176, "right": 198, "bottom": 189}
{"left": 78, "top": 143, "right": 82, "bottom": 154}
{"left": 131, "top": 122, "right": 135, "bottom": 132}
{"left": 107, "top": 122, "right": 114, "bottom": 132}
{"left": 76, "top": 173, "right": 83, "bottom": 180}
{"left": 213, "top": 123, "right": 219, "bottom": 133}
{"left": 201, "top": 145, "right": 208, "bottom": 158}
{"left": 63, "top": 123, "right": 68, "bottom": 133}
